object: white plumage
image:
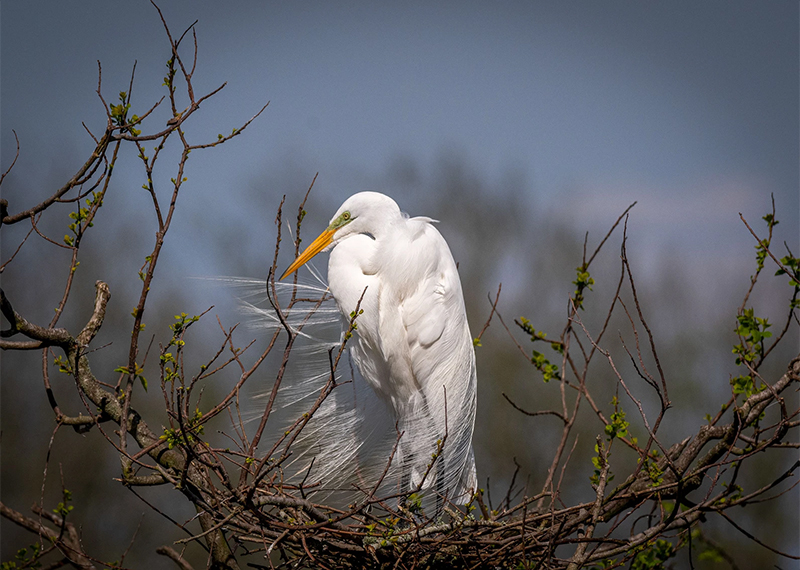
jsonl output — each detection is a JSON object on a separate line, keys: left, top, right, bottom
{"left": 281, "top": 192, "right": 477, "bottom": 504}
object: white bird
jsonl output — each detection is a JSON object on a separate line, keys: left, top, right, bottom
{"left": 281, "top": 192, "right": 477, "bottom": 504}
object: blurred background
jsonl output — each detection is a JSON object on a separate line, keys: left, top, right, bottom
{"left": 2, "top": 1, "right": 797, "bottom": 568}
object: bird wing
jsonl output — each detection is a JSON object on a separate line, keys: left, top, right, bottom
{"left": 375, "top": 221, "right": 456, "bottom": 404}
{"left": 378, "top": 222, "right": 475, "bottom": 428}
{"left": 398, "top": 222, "right": 477, "bottom": 499}
{"left": 400, "top": 223, "right": 468, "bottom": 388}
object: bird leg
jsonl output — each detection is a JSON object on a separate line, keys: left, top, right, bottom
{"left": 398, "top": 448, "right": 413, "bottom": 510}
{"left": 435, "top": 457, "right": 445, "bottom": 516}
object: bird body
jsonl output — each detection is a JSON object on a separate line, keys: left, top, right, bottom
{"left": 282, "top": 192, "right": 477, "bottom": 503}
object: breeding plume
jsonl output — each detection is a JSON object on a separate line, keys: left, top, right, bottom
{"left": 281, "top": 192, "right": 477, "bottom": 503}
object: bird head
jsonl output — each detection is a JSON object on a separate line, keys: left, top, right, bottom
{"left": 280, "top": 192, "right": 400, "bottom": 280}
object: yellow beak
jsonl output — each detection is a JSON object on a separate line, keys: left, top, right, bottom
{"left": 280, "top": 228, "right": 335, "bottom": 280}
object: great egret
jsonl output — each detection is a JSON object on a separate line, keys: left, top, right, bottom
{"left": 281, "top": 192, "right": 477, "bottom": 503}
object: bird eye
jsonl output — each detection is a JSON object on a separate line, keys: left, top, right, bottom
{"left": 328, "top": 210, "right": 353, "bottom": 230}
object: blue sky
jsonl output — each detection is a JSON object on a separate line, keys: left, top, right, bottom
{"left": 2, "top": 1, "right": 797, "bottom": 309}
